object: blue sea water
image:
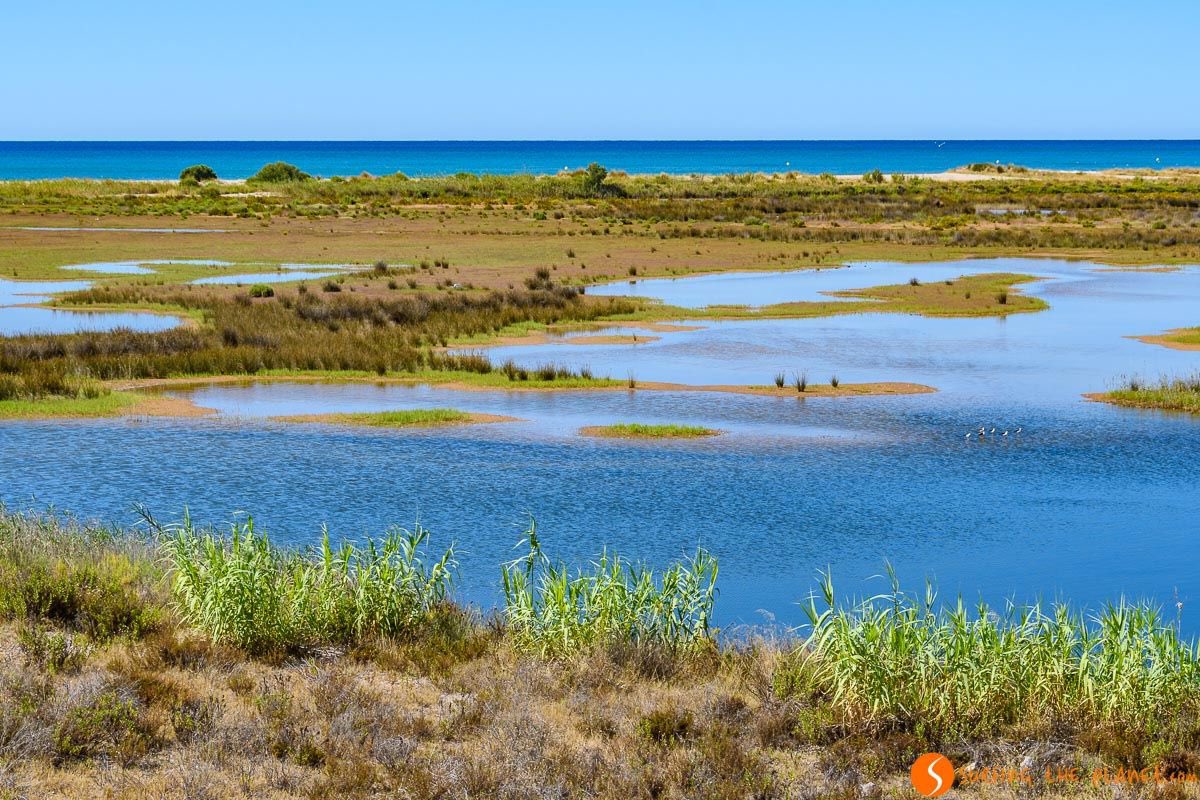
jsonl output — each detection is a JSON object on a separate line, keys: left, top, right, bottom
{"left": 1, "top": 140, "right": 1199, "bottom": 180}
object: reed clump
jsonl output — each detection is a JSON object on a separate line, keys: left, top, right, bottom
{"left": 501, "top": 523, "right": 718, "bottom": 657}
{"left": 156, "top": 514, "right": 455, "bottom": 654}
{"left": 780, "top": 569, "right": 1200, "bottom": 746}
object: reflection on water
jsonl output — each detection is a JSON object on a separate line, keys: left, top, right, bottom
{"left": 510, "top": 259, "right": 1200, "bottom": 406}
{"left": 62, "top": 259, "right": 232, "bottom": 276}
{"left": 2, "top": 259, "right": 1199, "bottom": 627}
{"left": 0, "top": 278, "right": 183, "bottom": 335}
{"left": 584, "top": 259, "right": 1083, "bottom": 308}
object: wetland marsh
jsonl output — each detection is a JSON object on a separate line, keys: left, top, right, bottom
{"left": 2, "top": 164, "right": 1200, "bottom": 798}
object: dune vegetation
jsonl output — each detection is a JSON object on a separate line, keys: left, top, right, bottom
{"left": 1, "top": 507, "right": 1199, "bottom": 797}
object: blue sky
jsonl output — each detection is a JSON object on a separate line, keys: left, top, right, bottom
{"left": 3, "top": 0, "right": 1196, "bottom": 140}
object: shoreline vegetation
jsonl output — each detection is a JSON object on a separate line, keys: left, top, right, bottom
{"left": 1133, "top": 327, "right": 1200, "bottom": 352}
{"left": 1088, "top": 374, "right": 1200, "bottom": 414}
{"left": 2, "top": 507, "right": 1200, "bottom": 797}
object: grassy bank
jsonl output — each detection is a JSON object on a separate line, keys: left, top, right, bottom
{"left": 1136, "top": 327, "right": 1200, "bottom": 352}
{"left": 2, "top": 508, "right": 1199, "bottom": 797}
{"left": 1090, "top": 373, "right": 1200, "bottom": 413}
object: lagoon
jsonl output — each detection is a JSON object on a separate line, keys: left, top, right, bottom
{"left": 2, "top": 258, "right": 1198, "bottom": 627}
{"left": 0, "top": 278, "right": 183, "bottom": 335}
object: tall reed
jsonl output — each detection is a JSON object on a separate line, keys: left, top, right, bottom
{"left": 786, "top": 567, "right": 1200, "bottom": 740}
{"left": 155, "top": 512, "right": 455, "bottom": 653}
{"left": 501, "top": 522, "right": 718, "bottom": 657}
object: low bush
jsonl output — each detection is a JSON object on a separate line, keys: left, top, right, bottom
{"left": 178, "top": 164, "right": 217, "bottom": 182}
{"left": 249, "top": 161, "right": 312, "bottom": 183}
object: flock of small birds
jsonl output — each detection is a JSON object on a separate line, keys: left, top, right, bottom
{"left": 966, "top": 426, "right": 1022, "bottom": 440}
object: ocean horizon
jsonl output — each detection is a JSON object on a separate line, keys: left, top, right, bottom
{"left": 2, "top": 139, "right": 1200, "bottom": 180}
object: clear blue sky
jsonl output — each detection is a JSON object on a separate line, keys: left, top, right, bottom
{"left": 4, "top": 0, "right": 1196, "bottom": 140}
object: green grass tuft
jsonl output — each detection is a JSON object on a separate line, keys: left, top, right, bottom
{"left": 582, "top": 423, "right": 720, "bottom": 438}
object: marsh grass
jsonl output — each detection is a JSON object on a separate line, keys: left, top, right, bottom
{"left": 3, "top": 278, "right": 634, "bottom": 402}
{"left": 155, "top": 513, "right": 455, "bottom": 654}
{"left": 581, "top": 423, "right": 720, "bottom": 438}
{"left": 0, "top": 508, "right": 162, "bottom": 641}
{"left": 501, "top": 523, "right": 718, "bottom": 657}
{"left": 276, "top": 408, "right": 479, "bottom": 428}
{"left": 1100, "top": 373, "right": 1200, "bottom": 414}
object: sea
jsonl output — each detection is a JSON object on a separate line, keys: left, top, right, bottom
{"left": 1, "top": 140, "right": 1198, "bottom": 180}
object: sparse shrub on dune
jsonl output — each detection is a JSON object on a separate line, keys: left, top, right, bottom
{"left": 249, "top": 161, "right": 312, "bottom": 183}
{"left": 179, "top": 164, "right": 217, "bottom": 183}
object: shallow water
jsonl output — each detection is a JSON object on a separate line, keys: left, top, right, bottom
{"left": 584, "top": 260, "right": 1074, "bottom": 308}
{"left": 190, "top": 264, "right": 359, "bottom": 286}
{"left": 0, "top": 278, "right": 183, "bottom": 335}
{"left": 2, "top": 258, "right": 1199, "bottom": 627}
{"left": 63, "top": 259, "right": 232, "bottom": 276}
{"left": 192, "top": 270, "right": 342, "bottom": 286}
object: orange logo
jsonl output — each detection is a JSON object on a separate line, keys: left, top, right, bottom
{"left": 911, "top": 752, "right": 954, "bottom": 797}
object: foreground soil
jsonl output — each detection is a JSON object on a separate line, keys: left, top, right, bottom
{"left": 0, "top": 623, "right": 1149, "bottom": 800}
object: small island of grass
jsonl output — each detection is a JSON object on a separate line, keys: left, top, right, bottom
{"left": 271, "top": 408, "right": 517, "bottom": 428}
{"left": 1132, "top": 326, "right": 1200, "bottom": 352}
{"left": 1086, "top": 374, "right": 1200, "bottom": 414}
{"left": 580, "top": 422, "right": 721, "bottom": 439}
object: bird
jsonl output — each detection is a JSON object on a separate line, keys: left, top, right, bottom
{"left": 1001, "top": 430, "right": 1009, "bottom": 437}
{"left": 1014, "top": 427, "right": 1022, "bottom": 434}
{"left": 990, "top": 427, "right": 997, "bottom": 434}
